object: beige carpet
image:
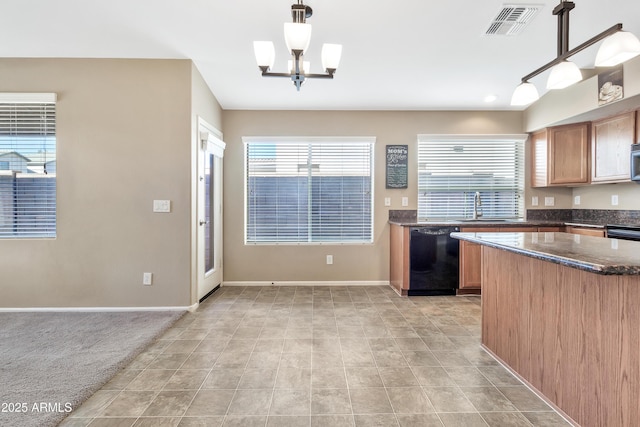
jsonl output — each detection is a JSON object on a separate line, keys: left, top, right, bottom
{"left": 0, "top": 310, "right": 184, "bottom": 427}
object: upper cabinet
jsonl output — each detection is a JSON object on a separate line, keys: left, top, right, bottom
{"left": 531, "top": 123, "right": 590, "bottom": 187}
{"left": 636, "top": 109, "right": 640, "bottom": 144}
{"left": 591, "top": 111, "right": 635, "bottom": 183}
{"left": 531, "top": 130, "right": 548, "bottom": 188}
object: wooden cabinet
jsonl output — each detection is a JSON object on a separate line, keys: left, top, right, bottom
{"left": 566, "top": 225, "right": 606, "bottom": 237}
{"left": 530, "top": 130, "right": 548, "bottom": 188}
{"left": 459, "top": 227, "right": 496, "bottom": 291}
{"left": 538, "top": 226, "right": 565, "bottom": 232}
{"left": 548, "top": 123, "right": 590, "bottom": 185}
{"left": 637, "top": 109, "right": 640, "bottom": 144}
{"left": 389, "top": 223, "right": 410, "bottom": 295}
{"left": 591, "top": 112, "right": 635, "bottom": 183}
{"left": 531, "top": 123, "right": 590, "bottom": 187}
{"left": 459, "top": 226, "right": 563, "bottom": 291}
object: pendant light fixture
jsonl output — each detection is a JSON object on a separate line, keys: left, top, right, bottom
{"left": 510, "top": 1, "right": 640, "bottom": 106}
{"left": 253, "top": 1, "right": 343, "bottom": 91}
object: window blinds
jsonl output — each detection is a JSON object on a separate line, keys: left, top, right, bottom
{"left": 0, "top": 93, "right": 57, "bottom": 238}
{"left": 417, "top": 135, "right": 525, "bottom": 220}
{"left": 245, "top": 138, "right": 374, "bottom": 244}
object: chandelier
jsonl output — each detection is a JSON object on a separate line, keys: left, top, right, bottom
{"left": 253, "top": 1, "right": 343, "bottom": 91}
{"left": 511, "top": 1, "right": 640, "bottom": 106}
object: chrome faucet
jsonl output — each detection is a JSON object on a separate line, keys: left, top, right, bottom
{"left": 472, "top": 191, "right": 483, "bottom": 220}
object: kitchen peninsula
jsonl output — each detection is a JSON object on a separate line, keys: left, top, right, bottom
{"left": 452, "top": 231, "right": 640, "bottom": 427}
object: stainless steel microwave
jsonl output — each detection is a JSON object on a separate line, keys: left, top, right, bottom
{"left": 632, "top": 144, "right": 640, "bottom": 183}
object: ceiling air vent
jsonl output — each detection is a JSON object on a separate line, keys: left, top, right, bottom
{"left": 485, "top": 4, "right": 542, "bottom": 36}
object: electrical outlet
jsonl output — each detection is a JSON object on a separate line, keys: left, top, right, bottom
{"left": 326, "top": 255, "right": 333, "bottom": 265}
{"left": 384, "top": 197, "right": 391, "bottom": 207}
{"left": 143, "top": 272, "right": 153, "bottom": 285}
{"left": 531, "top": 196, "right": 539, "bottom": 206}
{"left": 574, "top": 196, "right": 581, "bottom": 206}
{"left": 401, "top": 197, "right": 408, "bottom": 207}
{"left": 544, "top": 197, "right": 555, "bottom": 206}
{"left": 611, "top": 195, "right": 619, "bottom": 206}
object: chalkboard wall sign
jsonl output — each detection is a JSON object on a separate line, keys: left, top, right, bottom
{"left": 386, "top": 145, "right": 408, "bottom": 189}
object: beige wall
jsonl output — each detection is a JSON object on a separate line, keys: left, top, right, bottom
{"left": 0, "top": 58, "right": 201, "bottom": 308}
{"left": 524, "top": 55, "right": 640, "bottom": 212}
{"left": 221, "top": 110, "right": 523, "bottom": 284}
{"left": 189, "top": 64, "right": 224, "bottom": 304}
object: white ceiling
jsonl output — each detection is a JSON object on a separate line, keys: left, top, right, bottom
{"left": 1, "top": 0, "right": 639, "bottom": 111}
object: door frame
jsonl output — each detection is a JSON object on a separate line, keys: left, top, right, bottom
{"left": 195, "top": 118, "right": 225, "bottom": 302}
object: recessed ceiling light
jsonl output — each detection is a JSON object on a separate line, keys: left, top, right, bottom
{"left": 484, "top": 95, "right": 498, "bottom": 103}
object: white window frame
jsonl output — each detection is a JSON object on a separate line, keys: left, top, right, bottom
{"left": 417, "top": 134, "right": 526, "bottom": 221}
{"left": 243, "top": 136, "right": 375, "bottom": 245}
{"left": 0, "top": 93, "right": 57, "bottom": 239}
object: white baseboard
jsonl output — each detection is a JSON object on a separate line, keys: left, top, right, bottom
{"left": 0, "top": 305, "right": 193, "bottom": 313}
{"left": 222, "top": 280, "right": 390, "bottom": 287}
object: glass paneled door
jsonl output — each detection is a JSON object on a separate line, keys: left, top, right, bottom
{"left": 197, "top": 123, "right": 225, "bottom": 301}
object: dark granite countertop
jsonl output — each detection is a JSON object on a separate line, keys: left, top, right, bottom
{"left": 451, "top": 231, "right": 640, "bottom": 275}
{"left": 389, "top": 219, "right": 566, "bottom": 227}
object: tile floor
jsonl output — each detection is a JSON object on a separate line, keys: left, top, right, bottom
{"left": 60, "top": 286, "right": 571, "bottom": 427}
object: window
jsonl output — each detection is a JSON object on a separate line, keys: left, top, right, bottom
{"left": 244, "top": 137, "right": 374, "bottom": 244}
{"left": 417, "top": 135, "right": 525, "bottom": 220}
{"left": 0, "top": 93, "right": 57, "bottom": 238}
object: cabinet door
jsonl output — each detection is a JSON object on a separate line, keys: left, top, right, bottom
{"left": 636, "top": 109, "right": 640, "bottom": 144}
{"left": 592, "top": 112, "right": 634, "bottom": 183}
{"left": 460, "top": 240, "right": 482, "bottom": 289}
{"left": 531, "top": 129, "right": 548, "bottom": 187}
{"left": 390, "top": 224, "right": 410, "bottom": 295}
{"left": 459, "top": 227, "right": 497, "bottom": 290}
{"left": 567, "top": 226, "right": 605, "bottom": 237}
{"left": 499, "top": 226, "right": 536, "bottom": 232}
{"left": 548, "top": 123, "right": 590, "bottom": 185}
{"left": 538, "top": 226, "right": 564, "bottom": 232}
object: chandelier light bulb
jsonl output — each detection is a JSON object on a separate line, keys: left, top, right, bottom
{"left": 511, "top": 82, "right": 539, "bottom": 106}
{"left": 284, "top": 23, "right": 312, "bottom": 53}
{"left": 595, "top": 31, "right": 640, "bottom": 67}
{"left": 321, "top": 44, "right": 342, "bottom": 71}
{"left": 546, "top": 60, "right": 582, "bottom": 89}
{"left": 253, "top": 41, "right": 275, "bottom": 69}
{"left": 288, "top": 59, "right": 310, "bottom": 74}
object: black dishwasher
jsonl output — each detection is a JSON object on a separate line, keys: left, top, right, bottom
{"left": 409, "top": 226, "right": 459, "bottom": 296}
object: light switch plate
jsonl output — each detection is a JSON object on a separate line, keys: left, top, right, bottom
{"left": 143, "top": 272, "right": 153, "bottom": 285}
{"left": 384, "top": 197, "right": 391, "bottom": 207}
{"left": 153, "top": 200, "right": 171, "bottom": 213}
{"left": 574, "top": 196, "right": 581, "bottom": 206}
{"left": 531, "top": 196, "right": 538, "bottom": 207}
{"left": 544, "top": 197, "right": 555, "bottom": 206}
{"left": 611, "top": 195, "right": 619, "bottom": 206}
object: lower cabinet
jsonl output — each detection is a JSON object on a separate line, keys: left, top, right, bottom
{"left": 459, "top": 228, "right": 496, "bottom": 291}
{"left": 459, "top": 226, "right": 558, "bottom": 292}
{"left": 566, "top": 225, "right": 606, "bottom": 237}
